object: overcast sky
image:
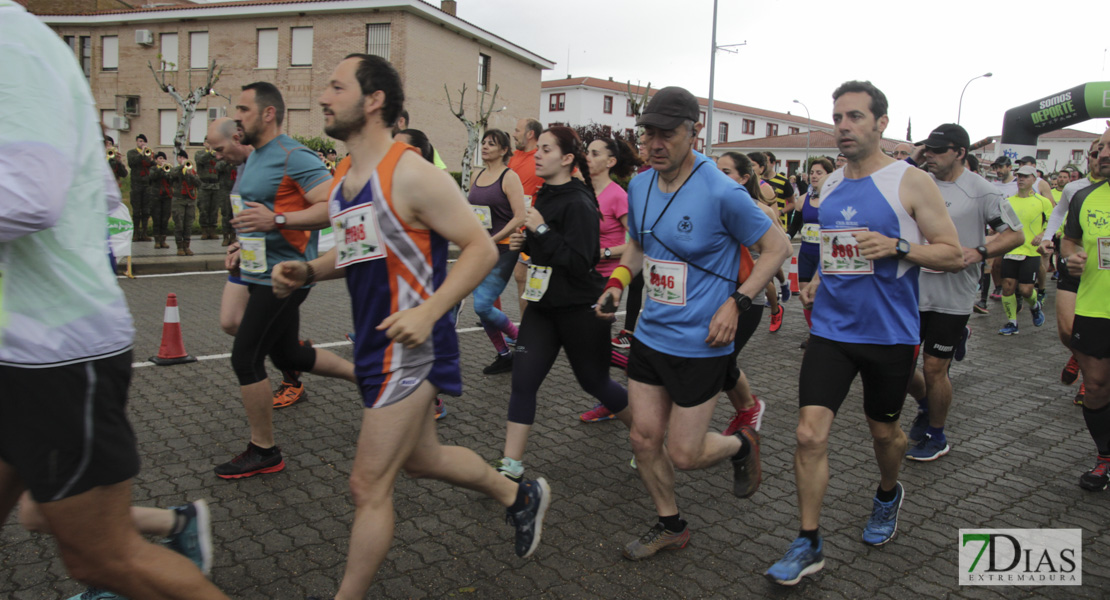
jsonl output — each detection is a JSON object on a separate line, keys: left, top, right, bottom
{"left": 457, "top": 0, "right": 1108, "bottom": 142}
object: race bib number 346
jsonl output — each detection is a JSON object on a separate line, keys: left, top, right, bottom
{"left": 820, "top": 228, "right": 874, "bottom": 275}
{"left": 644, "top": 257, "right": 688, "bottom": 306}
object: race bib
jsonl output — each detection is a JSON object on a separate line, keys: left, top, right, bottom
{"left": 1003, "top": 254, "right": 1027, "bottom": 261}
{"left": 333, "top": 204, "right": 387, "bottom": 269}
{"left": 820, "top": 228, "right": 873, "bottom": 275}
{"left": 472, "top": 205, "right": 493, "bottom": 229}
{"left": 1099, "top": 237, "right": 1110, "bottom": 270}
{"left": 524, "top": 195, "right": 534, "bottom": 208}
{"left": 522, "top": 264, "right": 552, "bottom": 302}
{"left": 239, "top": 237, "right": 267, "bottom": 274}
{"left": 230, "top": 194, "right": 245, "bottom": 216}
{"left": 801, "top": 223, "right": 820, "bottom": 245}
{"left": 644, "top": 256, "right": 688, "bottom": 306}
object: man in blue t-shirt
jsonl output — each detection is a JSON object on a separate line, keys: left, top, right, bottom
{"left": 596, "top": 86, "right": 790, "bottom": 562}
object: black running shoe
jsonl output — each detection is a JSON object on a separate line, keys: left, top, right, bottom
{"left": 483, "top": 353, "right": 513, "bottom": 375}
{"left": 1079, "top": 456, "right": 1110, "bottom": 491}
{"left": 214, "top": 444, "right": 285, "bottom": 479}
{"left": 506, "top": 478, "right": 551, "bottom": 558}
{"left": 732, "top": 426, "right": 762, "bottom": 498}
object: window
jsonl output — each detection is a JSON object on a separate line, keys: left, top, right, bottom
{"left": 101, "top": 36, "right": 118, "bottom": 71}
{"left": 694, "top": 137, "right": 704, "bottom": 152}
{"left": 1072, "top": 149, "right": 1083, "bottom": 162}
{"left": 190, "top": 32, "right": 208, "bottom": 69}
{"left": 742, "top": 118, "right": 755, "bottom": 134}
{"left": 603, "top": 95, "right": 613, "bottom": 114}
{"left": 718, "top": 122, "right": 728, "bottom": 143}
{"left": 80, "top": 36, "right": 91, "bottom": 78}
{"left": 64, "top": 35, "right": 77, "bottom": 54}
{"left": 1036, "top": 149, "right": 1050, "bottom": 160}
{"left": 477, "top": 53, "right": 491, "bottom": 92}
{"left": 257, "top": 29, "right": 278, "bottom": 69}
{"left": 160, "top": 33, "right": 178, "bottom": 71}
{"left": 188, "top": 112, "right": 207, "bottom": 145}
{"left": 699, "top": 111, "right": 706, "bottom": 125}
{"left": 366, "top": 23, "right": 390, "bottom": 59}
{"left": 160, "top": 109, "right": 178, "bottom": 146}
{"left": 787, "top": 160, "right": 800, "bottom": 176}
{"left": 291, "top": 27, "right": 313, "bottom": 66}
{"left": 766, "top": 123, "right": 779, "bottom": 136}
{"left": 789, "top": 126, "right": 800, "bottom": 135}
{"left": 549, "top": 93, "right": 565, "bottom": 112}
{"left": 626, "top": 99, "right": 635, "bottom": 117}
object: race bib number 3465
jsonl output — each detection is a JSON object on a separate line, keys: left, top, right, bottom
{"left": 820, "top": 228, "right": 874, "bottom": 275}
{"left": 644, "top": 257, "right": 688, "bottom": 306}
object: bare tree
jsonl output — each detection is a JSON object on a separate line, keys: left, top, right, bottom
{"left": 445, "top": 82, "right": 500, "bottom": 192}
{"left": 624, "top": 81, "right": 652, "bottom": 119}
{"left": 149, "top": 57, "right": 223, "bottom": 156}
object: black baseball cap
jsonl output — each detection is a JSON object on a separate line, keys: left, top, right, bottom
{"left": 636, "top": 86, "right": 701, "bottom": 130}
{"left": 991, "top": 156, "right": 1012, "bottom": 167}
{"left": 1017, "top": 155, "right": 1037, "bottom": 165}
{"left": 915, "top": 123, "right": 969, "bottom": 150}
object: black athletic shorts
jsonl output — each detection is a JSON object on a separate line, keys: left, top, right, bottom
{"left": 919, "top": 311, "right": 970, "bottom": 359}
{"left": 1057, "top": 269, "right": 1081, "bottom": 294}
{"left": 628, "top": 337, "right": 729, "bottom": 408}
{"left": 724, "top": 305, "right": 765, "bottom": 391}
{"left": 1000, "top": 257, "right": 1037, "bottom": 285}
{"left": 799, "top": 336, "right": 919, "bottom": 423}
{"left": 1071, "top": 315, "right": 1110, "bottom": 360}
{"left": 0, "top": 350, "right": 140, "bottom": 503}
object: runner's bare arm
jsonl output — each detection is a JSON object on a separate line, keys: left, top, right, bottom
{"left": 800, "top": 273, "right": 820, "bottom": 310}
{"left": 271, "top": 248, "right": 345, "bottom": 299}
{"left": 705, "top": 222, "right": 791, "bottom": 346}
{"left": 854, "top": 168, "right": 962, "bottom": 272}
{"left": 595, "top": 238, "right": 643, "bottom": 319}
{"left": 233, "top": 180, "right": 331, "bottom": 232}
{"left": 972, "top": 228, "right": 1025, "bottom": 265}
{"left": 1060, "top": 237, "right": 1087, "bottom": 278}
{"left": 490, "top": 169, "right": 526, "bottom": 244}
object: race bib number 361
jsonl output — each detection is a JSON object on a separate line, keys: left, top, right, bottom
{"left": 644, "top": 257, "right": 688, "bottom": 306}
{"left": 820, "top": 228, "right": 874, "bottom": 275}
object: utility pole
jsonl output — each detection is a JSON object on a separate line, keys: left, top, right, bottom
{"left": 705, "top": 0, "right": 745, "bottom": 156}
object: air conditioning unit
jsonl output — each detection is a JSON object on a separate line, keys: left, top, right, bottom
{"left": 110, "top": 116, "right": 130, "bottom": 131}
{"left": 207, "top": 106, "right": 226, "bottom": 120}
{"left": 135, "top": 30, "right": 154, "bottom": 45}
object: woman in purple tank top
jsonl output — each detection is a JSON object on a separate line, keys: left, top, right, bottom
{"left": 468, "top": 129, "right": 526, "bottom": 375}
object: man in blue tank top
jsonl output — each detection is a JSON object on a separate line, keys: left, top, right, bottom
{"left": 766, "top": 81, "right": 963, "bottom": 586}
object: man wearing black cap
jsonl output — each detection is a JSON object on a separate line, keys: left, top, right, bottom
{"left": 596, "top": 86, "right": 790, "bottom": 561}
{"left": 903, "top": 124, "right": 1023, "bottom": 462}
{"left": 126, "top": 134, "right": 154, "bottom": 241}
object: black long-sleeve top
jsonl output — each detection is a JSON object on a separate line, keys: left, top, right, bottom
{"left": 521, "top": 178, "right": 606, "bottom": 311}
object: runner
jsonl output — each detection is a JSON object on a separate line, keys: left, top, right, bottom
{"left": 746, "top": 152, "right": 788, "bottom": 331}
{"left": 891, "top": 143, "right": 913, "bottom": 160}
{"left": 794, "top": 157, "right": 836, "bottom": 348}
{"left": 596, "top": 86, "right": 790, "bottom": 561}
{"left": 902, "top": 124, "right": 1023, "bottom": 461}
{"left": 766, "top": 81, "right": 963, "bottom": 585}
{"left": 215, "top": 82, "right": 357, "bottom": 479}
{"left": 989, "top": 156, "right": 1018, "bottom": 300}
{"left": 509, "top": 118, "right": 545, "bottom": 316}
{"left": 997, "top": 165, "right": 1051, "bottom": 335}
{"left": 277, "top": 54, "right": 550, "bottom": 599}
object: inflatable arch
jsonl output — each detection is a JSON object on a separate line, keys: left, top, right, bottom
{"left": 998, "top": 82, "right": 1110, "bottom": 162}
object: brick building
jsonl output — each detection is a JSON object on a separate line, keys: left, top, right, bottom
{"left": 29, "top": 0, "right": 554, "bottom": 169}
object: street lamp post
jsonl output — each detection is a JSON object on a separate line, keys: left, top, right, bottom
{"left": 957, "top": 72, "right": 992, "bottom": 125}
{"left": 793, "top": 99, "right": 810, "bottom": 179}
{"left": 705, "top": 0, "right": 745, "bottom": 156}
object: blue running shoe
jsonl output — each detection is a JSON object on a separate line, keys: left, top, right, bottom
{"left": 862, "top": 482, "right": 904, "bottom": 546}
{"left": 766, "top": 535, "right": 825, "bottom": 586}
{"left": 68, "top": 588, "right": 124, "bottom": 600}
{"left": 906, "top": 434, "right": 950, "bottom": 462}
{"left": 163, "top": 499, "right": 213, "bottom": 575}
{"left": 1031, "top": 302, "right": 1046, "bottom": 327}
{"left": 908, "top": 410, "right": 928, "bottom": 443}
{"left": 998, "top": 322, "right": 1019, "bottom": 335}
{"left": 954, "top": 326, "right": 970, "bottom": 362}
{"left": 506, "top": 478, "right": 551, "bottom": 558}
{"left": 345, "top": 332, "right": 356, "bottom": 342}
{"left": 780, "top": 282, "right": 791, "bottom": 303}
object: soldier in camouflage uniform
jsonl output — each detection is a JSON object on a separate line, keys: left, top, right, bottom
{"left": 195, "top": 139, "right": 222, "bottom": 240}
{"left": 172, "top": 151, "right": 201, "bottom": 255}
{"left": 126, "top": 134, "right": 154, "bottom": 241}
{"left": 147, "top": 151, "right": 174, "bottom": 249}
{"left": 217, "top": 155, "right": 236, "bottom": 246}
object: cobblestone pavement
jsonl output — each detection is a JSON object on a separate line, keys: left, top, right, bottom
{"left": 2, "top": 268, "right": 1108, "bottom": 599}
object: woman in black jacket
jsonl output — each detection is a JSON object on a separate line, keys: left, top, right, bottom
{"left": 494, "top": 126, "right": 631, "bottom": 482}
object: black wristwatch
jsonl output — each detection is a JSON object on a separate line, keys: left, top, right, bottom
{"left": 976, "top": 245, "right": 989, "bottom": 260}
{"left": 603, "top": 247, "right": 612, "bottom": 259}
{"left": 534, "top": 224, "right": 550, "bottom": 236}
{"left": 895, "top": 238, "right": 910, "bottom": 259}
{"left": 731, "top": 291, "right": 752, "bottom": 312}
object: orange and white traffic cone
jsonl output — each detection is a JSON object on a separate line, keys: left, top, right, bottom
{"left": 789, "top": 255, "right": 800, "bottom": 294}
{"left": 150, "top": 293, "right": 197, "bottom": 366}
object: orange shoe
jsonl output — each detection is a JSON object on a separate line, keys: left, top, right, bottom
{"left": 273, "top": 381, "right": 306, "bottom": 408}
{"left": 769, "top": 305, "right": 784, "bottom": 333}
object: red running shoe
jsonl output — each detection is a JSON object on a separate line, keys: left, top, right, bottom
{"left": 769, "top": 305, "right": 784, "bottom": 333}
{"left": 1061, "top": 355, "right": 1080, "bottom": 385}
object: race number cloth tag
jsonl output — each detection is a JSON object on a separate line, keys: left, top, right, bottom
{"left": 522, "top": 264, "right": 552, "bottom": 302}
{"left": 643, "top": 256, "right": 688, "bottom": 306}
{"left": 1003, "top": 253, "right": 1027, "bottom": 261}
{"left": 239, "top": 237, "right": 267, "bottom": 274}
{"left": 820, "top": 228, "right": 874, "bottom": 275}
{"left": 333, "top": 204, "right": 387, "bottom": 269}
{"left": 230, "top": 194, "right": 245, "bottom": 216}
{"left": 472, "top": 205, "right": 493, "bottom": 229}
{"left": 801, "top": 223, "right": 820, "bottom": 245}
{"left": 1099, "top": 237, "right": 1110, "bottom": 270}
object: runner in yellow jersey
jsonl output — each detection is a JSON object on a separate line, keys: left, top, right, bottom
{"left": 997, "top": 165, "right": 1051, "bottom": 335}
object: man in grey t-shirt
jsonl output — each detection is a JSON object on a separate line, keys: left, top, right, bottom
{"left": 904, "top": 124, "right": 1024, "bottom": 461}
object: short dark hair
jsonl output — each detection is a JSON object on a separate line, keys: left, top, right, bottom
{"left": 399, "top": 109, "right": 410, "bottom": 125}
{"left": 136, "top": 134, "right": 148, "bottom": 142}
{"left": 524, "top": 118, "right": 542, "bottom": 141}
{"left": 482, "top": 128, "right": 513, "bottom": 164}
{"left": 832, "top": 80, "right": 889, "bottom": 119}
{"left": 104, "top": 135, "right": 115, "bottom": 145}
{"left": 764, "top": 151, "right": 777, "bottom": 164}
{"left": 345, "top": 53, "right": 405, "bottom": 128}
{"left": 399, "top": 129, "right": 434, "bottom": 163}
{"left": 242, "top": 81, "right": 286, "bottom": 126}
{"left": 965, "top": 153, "right": 979, "bottom": 172}
{"left": 809, "top": 157, "right": 835, "bottom": 174}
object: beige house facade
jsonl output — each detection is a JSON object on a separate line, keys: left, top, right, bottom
{"left": 34, "top": 0, "right": 553, "bottom": 169}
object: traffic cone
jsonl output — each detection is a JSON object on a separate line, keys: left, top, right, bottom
{"left": 150, "top": 293, "right": 197, "bottom": 366}
{"left": 789, "top": 255, "right": 800, "bottom": 294}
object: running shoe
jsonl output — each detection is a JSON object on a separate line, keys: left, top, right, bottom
{"left": 580, "top": 403, "right": 615, "bottom": 422}
{"left": 906, "top": 434, "right": 950, "bottom": 462}
{"left": 1031, "top": 301, "right": 1046, "bottom": 327}
{"left": 1037, "top": 288, "right": 1047, "bottom": 304}
{"left": 954, "top": 326, "right": 971, "bottom": 362}
{"left": 434, "top": 397, "right": 447, "bottom": 420}
{"left": 799, "top": 337, "right": 809, "bottom": 350}
{"left": 1079, "top": 456, "right": 1110, "bottom": 491}
{"left": 766, "top": 535, "right": 825, "bottom": 586}
{"left": 973, "top": 300, "right": 989, "bottom": 314}
{"left": 495, "top": 457, "right": 523, "bottom": 482}
{"left": 622, "top": 522, "right": 690, "bottom": 561}
{"left": 861, "top": 482, "right": 904, "bottom": 546}
{"left": 482, "top": 353, "right": 513, "bottom": 375}
{"left": 769, "top": 305, "right": 784, "bottom": 333}
{"left": 630, "top": 456, "right": 637, "bottom": 470}
{"left": 990, "top": 286, "right": 1001, "bottom": 300}
{"left": 1061, "top": 356, "right": 1080, "bottom": 385}
{"left": 504, "top": 335, "right": 517, "bottom": 346}
{"left": 1051, "top": 270, "right": 1060, "bottom": 281}
{"left": 272, "top": 381, "right": 305, "bottom": 409}
{"left": 998, "top": 322, "right": 1019, "bottom": 336}
{"left": 1075, "top": 383, "right": 1086, "bottom": 406}
{"left": 724, "top": 396, "right": 765, "bottom": 435}
{"left": 908, "top": 410, "right": 928, "bottom": 443}
{"left": 611, "top": 329, "right": 633, "bottom": 349}
{"left": 68, "top": 588, "right": 122, "bottom": 600}
{"left": 163, "top": 500, "right": 213, "bottom": 574}
{"left": 345, "top": 332, "right": 355, "bottom": 342}
{"left": 609, "top": 349, "right": 629, "bottom": 371}
{"left": 506, "top": 478, "right": 550, "bottom": 558}
{"left": 214, "top": 444, "right": 285, "bottom": 479}
{"left": 731, "top": 426, "right": 762, "bottom": 498}
{"left": 780, "top": 282, "right": 791, "bottom": 303}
